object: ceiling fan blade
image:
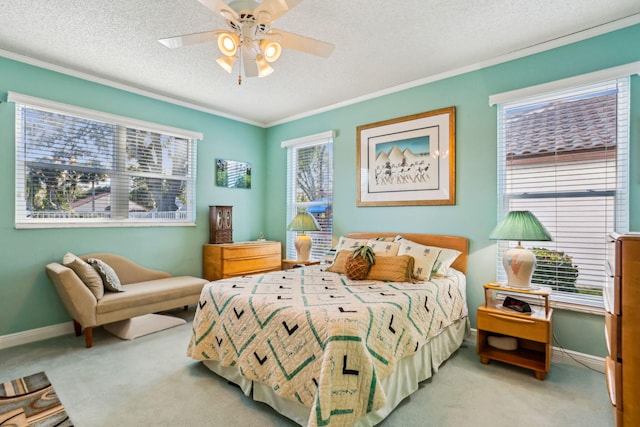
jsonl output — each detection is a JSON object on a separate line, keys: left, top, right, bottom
{"left": 159, "top": 30, "right": 222, "bottom": 48}
{"left": 242, "top": 46, "right": 259, "bottom": 77}
{"left": 253, "top": 0, "right": 303, "bottom": 24}
{"left": 196, "top": 0, "right": 239, "bottom": 22}
{"left": 266, "top": 29, "right": 334, "bottom": 58}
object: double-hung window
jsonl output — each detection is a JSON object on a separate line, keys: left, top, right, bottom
{"left": 282, "top": 131, "right": 334, "bottom": 260}
{"left": 491, "top": 68, "right": 633, "bottom": 309}
{"left": 10, "top": 93, "right": 202, "bottom": 228}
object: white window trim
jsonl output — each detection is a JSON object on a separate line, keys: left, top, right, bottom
{"left": 10, "top": 92, "right": 201, "bottom": 229}
{"left": 283, "top": 131, "right": 335, "bottom": 260}
{"left": 281, "top": 130, "right": 335, "bottom": 148}
{"left": 488, "top": 61, "right": 640, "bottom": 106}
{"left": 8, "top": 92, "right": 203, "bottom": 140}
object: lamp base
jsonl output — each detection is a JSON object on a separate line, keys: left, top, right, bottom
{"left": 503, "top": 246, "right": 537, "bottom": 288}
{"left": 295, "top": 233, "right": 312, "bottom": 262}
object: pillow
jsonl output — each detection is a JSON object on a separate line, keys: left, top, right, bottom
{"left": 366, "top": 239, "right": 400, "bottom": 256}
{"left": 366, "top": 255, "right": 415, "bottom": 282}
{"left": 87, "top": 258, "right": 124, "bottom": 292}
{"left": 333, "top": 236, "right": 369, "bottom": 253}
{"left": 432, "top": 248, "right": 462, "bottom": 277}
{"left": 397, "top": 240, "right": 441, "bottom": 281}
{"left": 62, "top": 252, "right": 104, "bottom": 300}
{"left": 321, "top": 248, "right": 337, "bottom": 264}
{"left": 325, "top": 250, "right": 351, "bottom": 274}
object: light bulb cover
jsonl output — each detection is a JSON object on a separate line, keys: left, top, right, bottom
{"left": 216, "top": 55, "right": 235, "bottom": 73}
{"left": 260, "top": 40, "right": 281, "bottom": 63}
{"left": 217, "top": 32, "right": 238, "bottom": 57}
{"left": 256, "top": 55, "right": 274, "bottom": 78}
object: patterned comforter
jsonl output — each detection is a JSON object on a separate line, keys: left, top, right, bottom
{"left": 187, "top": 265, "right": 467, "bottom": 427}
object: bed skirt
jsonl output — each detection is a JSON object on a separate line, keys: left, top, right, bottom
{"left": 203, "top": 316, "right": 470, "bottom": 426}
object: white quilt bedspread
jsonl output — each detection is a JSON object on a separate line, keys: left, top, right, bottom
{"left": 187, "top": 265, "right": 467, "bottom": 427}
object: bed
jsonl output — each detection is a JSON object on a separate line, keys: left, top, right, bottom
{"left": 187, "top": 232, "right": 469, "bottom": 427}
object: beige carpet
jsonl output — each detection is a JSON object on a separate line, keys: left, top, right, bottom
{"left": 103, "top": 314, "right": 186, "bottom": 340}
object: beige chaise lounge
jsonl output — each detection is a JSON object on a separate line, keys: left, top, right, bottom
{"left": 46, "top": 253, "right": 208, "bottom": 348}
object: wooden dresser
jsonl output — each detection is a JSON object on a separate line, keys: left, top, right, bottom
{"left": 605, "top": 233, "right": 640, "bottom": 426}
{"left": 203, "top": 241, "right": 281, "bottom": 281}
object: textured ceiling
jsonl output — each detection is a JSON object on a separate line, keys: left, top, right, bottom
{"left": 1, "top": 0, "right": 639, "bottom": 126}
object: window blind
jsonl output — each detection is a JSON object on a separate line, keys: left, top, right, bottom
{"left": 283, "top": 132, "right": 334, "bottom": 260}
{"left": 496, "top": 77, "right": 629, "bottom": 308}
{"left": 10, "top": 93, "right": 201, "bottom": 228}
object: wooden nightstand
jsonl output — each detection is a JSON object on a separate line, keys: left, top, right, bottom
{"left": 476, "top": 282, "right": 553, "bottom": 380}
{"left": 281, "top": 259, "right": 321, "bottom": 270}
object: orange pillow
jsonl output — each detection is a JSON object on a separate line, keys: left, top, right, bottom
{"left": 325, "top": 250, "right": 351, "bottom": 274}
{"left": 366, "top": 255, "right": 415, "bottom": 282}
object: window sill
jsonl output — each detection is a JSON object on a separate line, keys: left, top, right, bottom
{"left": 16, "top": 221, "right": 196, "bottom": 229}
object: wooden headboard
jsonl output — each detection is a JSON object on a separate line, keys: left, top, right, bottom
{"left": 347, "top": 232, "right": 469, "bottom": 274}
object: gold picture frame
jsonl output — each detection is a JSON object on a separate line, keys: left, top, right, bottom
{"left": 356, "top": 107, "right": 456, "bottom": 206}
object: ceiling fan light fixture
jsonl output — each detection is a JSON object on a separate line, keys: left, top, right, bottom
{"left": 216, "top": 55, "right": 236, "bottom": 73}
{"left": 260, "top": 40, "right": 281, "bottom": 62}
{"left": 256, "top": 55, "right": 274, "bottom": 77}
{"left": 217, "top": 32, "right": 239, "bottom": 57}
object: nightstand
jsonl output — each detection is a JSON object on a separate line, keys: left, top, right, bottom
{"left": 476, "top": 282, "right": 553, "bottom": 380}
{"left": 281, "top": 259, "right": 320, "bottom": 270}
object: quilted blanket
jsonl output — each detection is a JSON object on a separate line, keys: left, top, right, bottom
{"left": 187, "top": 265, "right": 467, "bottom": 427}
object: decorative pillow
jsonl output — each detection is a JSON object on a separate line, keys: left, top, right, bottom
{"left": 87, "top": 258, "right": 124, "bottom": 292}
{"left": 62, "top": 252, "right": 104, "bottom": 300}
{"left": 366, "top": 255, "right": 415, "bottom": 282}
{"left": 432, "top": 248, "right": 462, "bottom": 277}
{"left": 321, "top": 248, "right": 338, "bottom": 264}
{"left": 333, "top": 236, "right": 369, "bottom": 253}
{"left": 325, "top": 250, "right": 351, "bottom": 274}
{"left": 366, "top": 239, "right": 400, "bottom": 256}
{"left": 397, "top": 240, "right": 441, "bottom": 281}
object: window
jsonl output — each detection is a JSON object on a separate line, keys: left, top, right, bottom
{"left": 493, "top": 73, "right": 630, "bottom": 309}
{"left": 282, "top": 131, "right": 334, "bottom": 260}
{"left": 10, "top": 92, "right": 202, "bottom": 228}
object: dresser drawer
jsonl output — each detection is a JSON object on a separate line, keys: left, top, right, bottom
{"left": 477, "top": 307, "right": 550, "bottom": 342}
{"left": 222, "top": 254, "right": 281, "bottom": 276}
{"left": 605, "top": 356, "right": 622, "bottom": 409}
{"left": 605, "top": 311, "right": 621, "bottom": 361}
{"left": 221, "top": 243, "right": 280, "bottom": 259}
{"left": 203, "top": 242, "right": 282, "bottom": 281}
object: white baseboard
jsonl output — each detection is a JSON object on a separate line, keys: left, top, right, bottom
{"left": 466, "top": 329, "right": 605, "bottom": 374}
{"left": 0, "top": 321, "right": 75, "bottom": 350}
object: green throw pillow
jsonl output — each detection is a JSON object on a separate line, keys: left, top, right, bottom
{"left": 87, "top": 258, "right": 124, "bottom": 292}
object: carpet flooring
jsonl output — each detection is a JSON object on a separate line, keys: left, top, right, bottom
{"left": 0, "top": 307, "right": 614, "bottom": 427}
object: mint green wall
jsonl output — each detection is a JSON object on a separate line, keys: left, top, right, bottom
{"left": 0, "top": 57, "right": 266, "bottom": 335}
{"left": 2, "top": 24, "right": 638, "bottom": 357}
{"left": 264, "top": 24, "right": 640, "bottom": 357}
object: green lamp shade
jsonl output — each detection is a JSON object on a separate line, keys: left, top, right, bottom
{"left": 489, "top": 211, "right": 552, "bottom": 242}
{"left": 287, "top": 211, "right": 320, "bottom": 232}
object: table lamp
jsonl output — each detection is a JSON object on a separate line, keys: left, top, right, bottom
{"left": 287, "top": 210, "right": 321, "bottom": 262}
{"left": 489, "top": 210, "right": 552, "bottom": 288}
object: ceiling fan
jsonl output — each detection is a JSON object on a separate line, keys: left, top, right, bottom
{"left": 159, "top": 0, "right": 335, "bottom": 85}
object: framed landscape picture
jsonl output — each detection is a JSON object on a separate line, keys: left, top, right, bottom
{"left": 216, "top": 158, "right": 251, "bottom": 189}
{"left": 356, "top": 107, "right": 456, "bottom": 206}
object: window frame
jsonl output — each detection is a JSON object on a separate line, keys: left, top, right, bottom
{"left": 282, "top": 131, "right": 334, "bottom": 261}
{"left": 491, "top": 66, "right": 637, "bottom": 311}
{"left": 10, "top": 92, "right": 202, "bottom": 229}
